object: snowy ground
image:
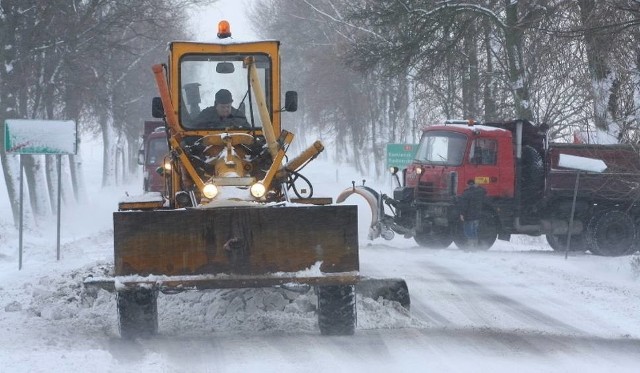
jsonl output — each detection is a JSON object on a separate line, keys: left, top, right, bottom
{"left": 1, "top": 139, "right": 640, "bottom": 372}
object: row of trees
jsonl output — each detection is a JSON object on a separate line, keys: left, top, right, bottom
{"left": 249, "top": 0, "right": 640, "bottom": 176}
{"left": 0, "top": 0, "right": 215, "bottom": 226}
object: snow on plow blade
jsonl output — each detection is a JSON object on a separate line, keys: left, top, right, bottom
{"left": 113, "top": 205, "right": 359, "bottom": 288}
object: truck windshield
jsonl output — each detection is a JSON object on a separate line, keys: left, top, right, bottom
{"left": 147, "top": 137, "right": 168, "bottom": 166}
{"left": 415, "top": 131, "right": 467, "bottom": 166}
{"left": 179, "top": 54, "right": 271, "bottom": 130}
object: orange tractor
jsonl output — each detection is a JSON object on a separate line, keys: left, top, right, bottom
{"left": 86, "top": 21, "right": 408, "bottom": 338}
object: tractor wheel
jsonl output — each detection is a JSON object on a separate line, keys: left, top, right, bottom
{"left": 546, "top": 233, "right": 586, "bottom": 252}
{"left": 117, "top": 288, "right": 158, "bottom": 339}
{"left": 586, "top": 210, "right": 637, "bottom": 257}
{"left": 316, "top": 285, "right": 356, "bottom": 336}
{"left": 413, "top": 228, "right": 453, "bottom": 249}
{"left": 453, "top": 210, "right": 498, "bottom": 251}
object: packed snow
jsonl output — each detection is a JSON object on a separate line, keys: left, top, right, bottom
{"left": 1, "top": 136, "right": 640, "bottom": 372}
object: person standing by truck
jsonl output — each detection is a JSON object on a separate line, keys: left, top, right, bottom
{"left": 458, "top": 179, "right": 486, "bottom": 248}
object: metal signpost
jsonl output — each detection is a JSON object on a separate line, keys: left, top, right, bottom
{"left": 4, "top": 119, "right": 77, "bottom": 269}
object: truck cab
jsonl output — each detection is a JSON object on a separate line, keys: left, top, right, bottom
{"left": 138, "top": 121, "right": 168, "bottom": 193}
{"left": 405, "top": 123, "right": 516, "bottom": 202}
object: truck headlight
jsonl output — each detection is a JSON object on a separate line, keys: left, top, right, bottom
{"left": 250, "top": 182, "right": 266, "bottom": 198}
{"left": 202, "top": 183, "right": 218, "bottom": 199}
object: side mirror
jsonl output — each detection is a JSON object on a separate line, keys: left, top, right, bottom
{"left": 152, "top": 97, "right": 164, "bottom": 118}
{"left": 216, "top": 62, "right": 235, "bottom": 74}
{"left": 137, "top": 149, "right": 145, "bottom": 165}
{"left": 284, "top": 91, "right": 298, "bottom": 112}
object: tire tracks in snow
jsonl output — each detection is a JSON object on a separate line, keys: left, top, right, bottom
{"left": 415, "top": 260, "right": 585, "bottom": 335}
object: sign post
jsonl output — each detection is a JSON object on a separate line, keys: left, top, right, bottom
{"left": 4, "top": 119, "right": 77, "bottom": 269}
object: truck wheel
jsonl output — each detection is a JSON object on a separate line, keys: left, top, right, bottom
{"left": 316, "top": 285, "right": 356, "bottom": 336}
{"left": 117, "top": 288, "right": 158, "bottom": 339}
{"left": 413, "top": 228, "right": 453, "bottom": 249}
{"left": 546, "top": 233, "right": 586, "bottom": 252}
{"left": 586, "top": 210, "right": 636, "bottom": 256}
{"left": 453, "top": 210, "right": 498, "bottom": 251}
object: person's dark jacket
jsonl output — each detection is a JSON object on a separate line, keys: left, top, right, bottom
{"left": 193, "top": 106, "right": 249, "bottom": 128}
{"left": 458, "top": 184, "right": 486, "bottom": 221}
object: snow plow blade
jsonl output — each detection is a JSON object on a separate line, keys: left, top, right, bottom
{"left": 336, "top": 185, "right": 384, "bottom": 240}
{"left": 113, "top": 205, "right": 359, "bottom": 287}
{"left": 357, "top": 277, "right": 410, "bottom": 310}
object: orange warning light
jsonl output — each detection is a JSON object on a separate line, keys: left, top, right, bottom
{"left": 218, "top": 20, "right": 231, "bottom": 39}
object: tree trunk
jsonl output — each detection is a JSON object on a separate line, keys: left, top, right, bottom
{"left": 504, "top": 0, "right": 533, "bottom": 120}
{"left": 578, "top": 0, "right": 619, "bottom": 138}
{"left": 463, "top": 24, "right": 480, "bottom": 119}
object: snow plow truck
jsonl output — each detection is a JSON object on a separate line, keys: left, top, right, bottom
{"left": 339, "top": 119, "right": 640, "bottom": 257}
{"left": 84, "top": 21, "right": 408, "bottom": 339}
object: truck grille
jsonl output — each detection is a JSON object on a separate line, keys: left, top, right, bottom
{"left": 415, "top": 180, "right": 454, "bottom": 203}
{"left": 416, "top": 182, "right": 436, "bottom": 202}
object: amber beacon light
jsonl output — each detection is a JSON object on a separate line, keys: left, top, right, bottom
{"left": 218, "top": 20, "right": 231, "bottom": 38}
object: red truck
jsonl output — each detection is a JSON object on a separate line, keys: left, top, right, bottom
{"left": 137, "top": 120, "right": 168, "bottom": 193}
{"left": 339, "top": 119, "right": 640, "bottom": 256}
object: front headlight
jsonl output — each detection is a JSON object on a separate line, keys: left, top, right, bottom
{"left": 202, "top": 183, "right": 218, "bottom": 199}
{"left": 250, "top": 182, "right": 266, "bottom": 198}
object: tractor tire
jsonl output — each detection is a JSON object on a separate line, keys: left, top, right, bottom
{"left": 316, "top": 285, "right": 356, "bottom": 336}
{"left": 453, "top": 210, "right": 498, "bottom": 251}
{"left": 117, "top": 288, "right": 158, "bottom": 339}
{"left": 546, "top": 233, "right": 586, "bottom": 252}
{"left": 586, "top": 210, "right": 637, "bottom": 257}
{"left": 413, "top": 228, "right": 453, "bottom": 249}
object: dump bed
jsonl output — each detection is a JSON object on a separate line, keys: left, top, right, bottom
{"left": 546, "top": 143, "right": 640, "bottom": 201}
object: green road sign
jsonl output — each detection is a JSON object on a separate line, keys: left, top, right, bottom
{"left": 4, "top": 119, "right": 77, "bottom": 154}
{"left": 386, "top": 143, "right": 417, "bottom": 169}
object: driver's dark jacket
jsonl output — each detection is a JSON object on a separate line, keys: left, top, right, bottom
{"left": 193, "top": 106, "right": 249, "bottom": 128}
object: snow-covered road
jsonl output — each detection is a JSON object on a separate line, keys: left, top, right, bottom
{"left": 2, "top": 226, "right": 640, "bottom": 372}
{"left": 2, "top": 155, "right": 640, "bottom": 372}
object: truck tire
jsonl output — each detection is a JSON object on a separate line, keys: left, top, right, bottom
{"left": 453, "top": 210, "right": 498, "bottom": 251}
{"left": 117, "top": 288, "right": 158, "bottom": 339}
{"left": 546, "top": 233, "right": 586, "bottom": 252}
{"left": 316, "top": 285, "right": 356, "bottom": 336}
{"left": 413, "top": 228, "right": 453, "bottom": 249}
{"left": 586, "top": 210, "right": 637, "bottom": 256}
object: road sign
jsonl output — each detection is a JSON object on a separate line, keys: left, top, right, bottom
{"left": 4, "top": 119, "right": 77, "bottom": 154}
{"left": 386, "top": 143, "right": 417, "bottom": 169}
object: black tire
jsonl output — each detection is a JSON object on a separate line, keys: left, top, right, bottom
{"left": 546, "top": 233, "right": 586, "bottom": 252}
{"left": 453, "top": 210, "right": 498, "bottom": 251}
{"left": 586, "top": 210, "right": 637, "bottom": 257}
{"left": 316, "top": 285, "right": 356, "bottom": 336}
{"left": 413, "top": 228, "right": 453, "bottom": 249}
{"left": 117, "top": 288, "right": 158, "bottom": 339}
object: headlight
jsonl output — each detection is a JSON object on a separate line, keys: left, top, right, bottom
{"left": 202, "top": 183, "right": 218, "bottom": 199}
{"left": 389, "top": 166, "right": 399, "bottom": 175}
{"left": 163, "top": 161, "right": 172, "bottom": 171}
{"left": 250, "top": 182, "right": 266, "bottom": 198}
{"left": 415, "top": 167, "right": 423, "bottom": 175}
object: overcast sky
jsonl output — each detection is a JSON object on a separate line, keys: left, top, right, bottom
{"left": 189, "top": 0, "right": 257, "bottom": 41}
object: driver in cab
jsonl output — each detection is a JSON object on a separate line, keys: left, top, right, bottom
{"left": 193, "top": 89, "right": 250, "bottom": 129}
